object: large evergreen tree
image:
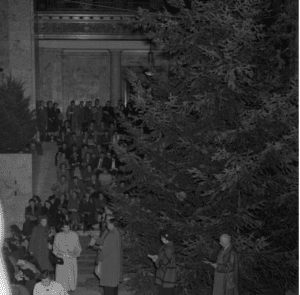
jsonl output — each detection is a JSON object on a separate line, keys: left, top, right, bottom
{"left": 110, "top": 0, "right": 298, "bottom": 294}
{"left": 0, "top": 76, "right": 36, "bottom": 152}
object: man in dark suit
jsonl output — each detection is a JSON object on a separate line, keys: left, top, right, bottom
{"left": 84, "top": 100, "right": 93, "bottom": 129}
{"left": 66, "top": 100, "right": 76, "bottom": 130}
{"left": 204, "top": 234, "right": 239, "bottom": 295}
{"left": 102, "top": 152, "right": 112, "bottom": 171}
{"left": 92, "top": 99, "right": 103, "bottom": 130}
{"left": 76, "top": 101, "right": 85, "bottom": 130}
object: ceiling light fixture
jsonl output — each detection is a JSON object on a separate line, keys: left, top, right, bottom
{"left": 145, "top": 42, "right": 156, "bottom": 77}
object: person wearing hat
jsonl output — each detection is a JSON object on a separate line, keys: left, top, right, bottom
{"left": 148, "top": 229, "right": 177, "bottom": 295}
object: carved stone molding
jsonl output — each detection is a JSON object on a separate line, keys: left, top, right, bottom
{"left": 35, "top": 20, "right": 142, "bottom": 37}
{"left": 35, "top": 13, "right": 136, "bottom": 22}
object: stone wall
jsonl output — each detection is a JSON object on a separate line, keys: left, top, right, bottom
{"left": 0, "top": 154, "right": 32, "bottom": 236}
{"left": 37, "top": 49, "right": 111, "bottom": 118}
{"left": 0, "top": 0, "right": 35, "bottom": 109}
{"left": 0, "top": 0, "right": 9, "bottom": 80}
{"left": 36, "top": 48, "right": 169, "bottom": 118}
{"left": 8, "top": 0, "right": 35, "bottom": 109}
{"left": 62, "top": 51, "right": 110, "bottom": 108}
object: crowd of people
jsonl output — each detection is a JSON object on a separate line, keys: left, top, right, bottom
{"left": 3, "top": 98, "right": 132, "bottom": 295}
{"left": 33, "top": 98, "right": 138, "bottom": 233}
{"left": 3, "top": 97, "right": 239, "bottom": 295}
{"left": 35, "top": 98, "right": 131, "bottom": 144}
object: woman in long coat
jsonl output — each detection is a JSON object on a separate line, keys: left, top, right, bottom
{"left": 23, "top": 198, "right": 40, "bottom": 236}
{"left": 148, "top": 229, "right": 176, "bottom": 295}
{"left": 99, "top": 217, "right": 123, "bottom": 295}
{"left": 53, "top": 221, "right": 82, "bottom": 293}
{"left": 28, "top": 215, "right": 54, "bottom": 272}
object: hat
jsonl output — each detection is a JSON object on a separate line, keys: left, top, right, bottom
{"left": 160, "top": 229, "right": 174, "bottom": 241}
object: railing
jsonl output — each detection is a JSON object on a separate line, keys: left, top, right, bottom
{"left": 35, "top": 0, "right": 161, "bottom": 13}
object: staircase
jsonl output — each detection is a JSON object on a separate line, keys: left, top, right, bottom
{"left": 76, "top": 233, "right": 132, "bottom": 295}
{"left": 78, "top": 235, "right": 98, "bottom": 283}
{"left": 31, "top": 141, "right": 132, "bottom": 294}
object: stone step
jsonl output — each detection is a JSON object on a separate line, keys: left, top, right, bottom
{"left": 79, "top": 254, "right": 96, "bottom": 259}
{"left": 80, "top": 249, "right": 97, "bottom": 254}
{"left": 79, "top": 268, "right": 95, "bottom": 275}
{"left": 79, "top": 257, "right": 96, "bottom": 262}
{"left": 78, "top": 261, "right": 95, "bottom": 268}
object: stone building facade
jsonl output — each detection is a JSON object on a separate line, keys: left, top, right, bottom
{"left": 0, "top": 0, "right": 169, "bottom": 114}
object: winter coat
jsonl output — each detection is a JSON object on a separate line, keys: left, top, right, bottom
{"left": 99, "top": 227, "right": 123, "bottom": 287}
{"left": 155, "top": 241, "right": 176, "bottom": 288}
{"left": 213, "top": 245, "right": 239, "bottom": 295}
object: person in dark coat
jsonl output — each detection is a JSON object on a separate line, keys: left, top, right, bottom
{"left": 100, "top": 130, "right": 111, "bottom": 150}
{"left": 78, "top": 190, "right": 96, "bottom": 230}
{"left": 102, "top": 152, "right": 113, "bottom": 171}
{"left": 66, "top": 100, "right": 76, "bottom": 129}
{"left": 69, "top": 176, "right": 85, "bottom": 199}
{"left": 46, "top": 101, "right": 55, "bottom": 137}
{"left": 76, "top": 101, "right": 85, "bottom": 129}
{"left": 102, "top": 101, "right": 115, "bottom": 129}
{"left": 203, "top": 234, "right": 239, "bottom": 295}
{"left": 28, "top": 216, "right": 54, "bottom": 272}
{"left": 84, "top": 100, "right": 93, "bottom": 128}
{"left": 23, "top": 199, "right": 40, "bottom": 237}
{"left": 67, "top": 190, "right": 81, "bottom": 230}
{"left": 33, "top": 195, "right": 43, "bottom": 214}
{"left": 52, "top": 103, "right": 62, "bottom": 136}
{"left": 92, "top": 99, "right": 103, "bottom": 129}
{"left": 98, "top": 217, "right": 123, "bottom": 295}
{"left": 85, "top": 174, "right": 101, "bottom": 192}
{"left": 41, "top": 201, "right": 54, "bottom": 227}
{"left": 148, "top": 229, "right": 177, "bottom": 295}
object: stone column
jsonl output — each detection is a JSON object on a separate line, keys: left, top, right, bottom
{"left": 109, "top": 50, "right": 122, "bottom": 107}
{"left": 8, "top": 0, "right": 36, "bottom": 110}
{"left": 0, "top": 0, "right": 9, "bottom": 79}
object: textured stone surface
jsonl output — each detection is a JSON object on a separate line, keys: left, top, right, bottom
{"left": 37, "top": 49, "right": 111, "bottom": 117}
{"left": 0, "top": 154, "right": 32, "bottom": 235}
{"left": 33, "top": 142, "right": 58, "bottom": 202}
{"left": 37, "top": 48, "right": 63, "bottom": 105}
{"left": 8, "top": 0, "right": 35, "bottom": 109}
{"left": 0, "top": 0, "right": 9, "bottom": 77}
{"left": 62, "top": 51, "right": 110, "bottom": 109}
{"left": 35, "top": 21, "right": 140, "bottom": 36}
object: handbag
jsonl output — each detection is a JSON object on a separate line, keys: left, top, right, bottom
{"left": 54, "top": 256, "right": 64, "bottom": 265}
